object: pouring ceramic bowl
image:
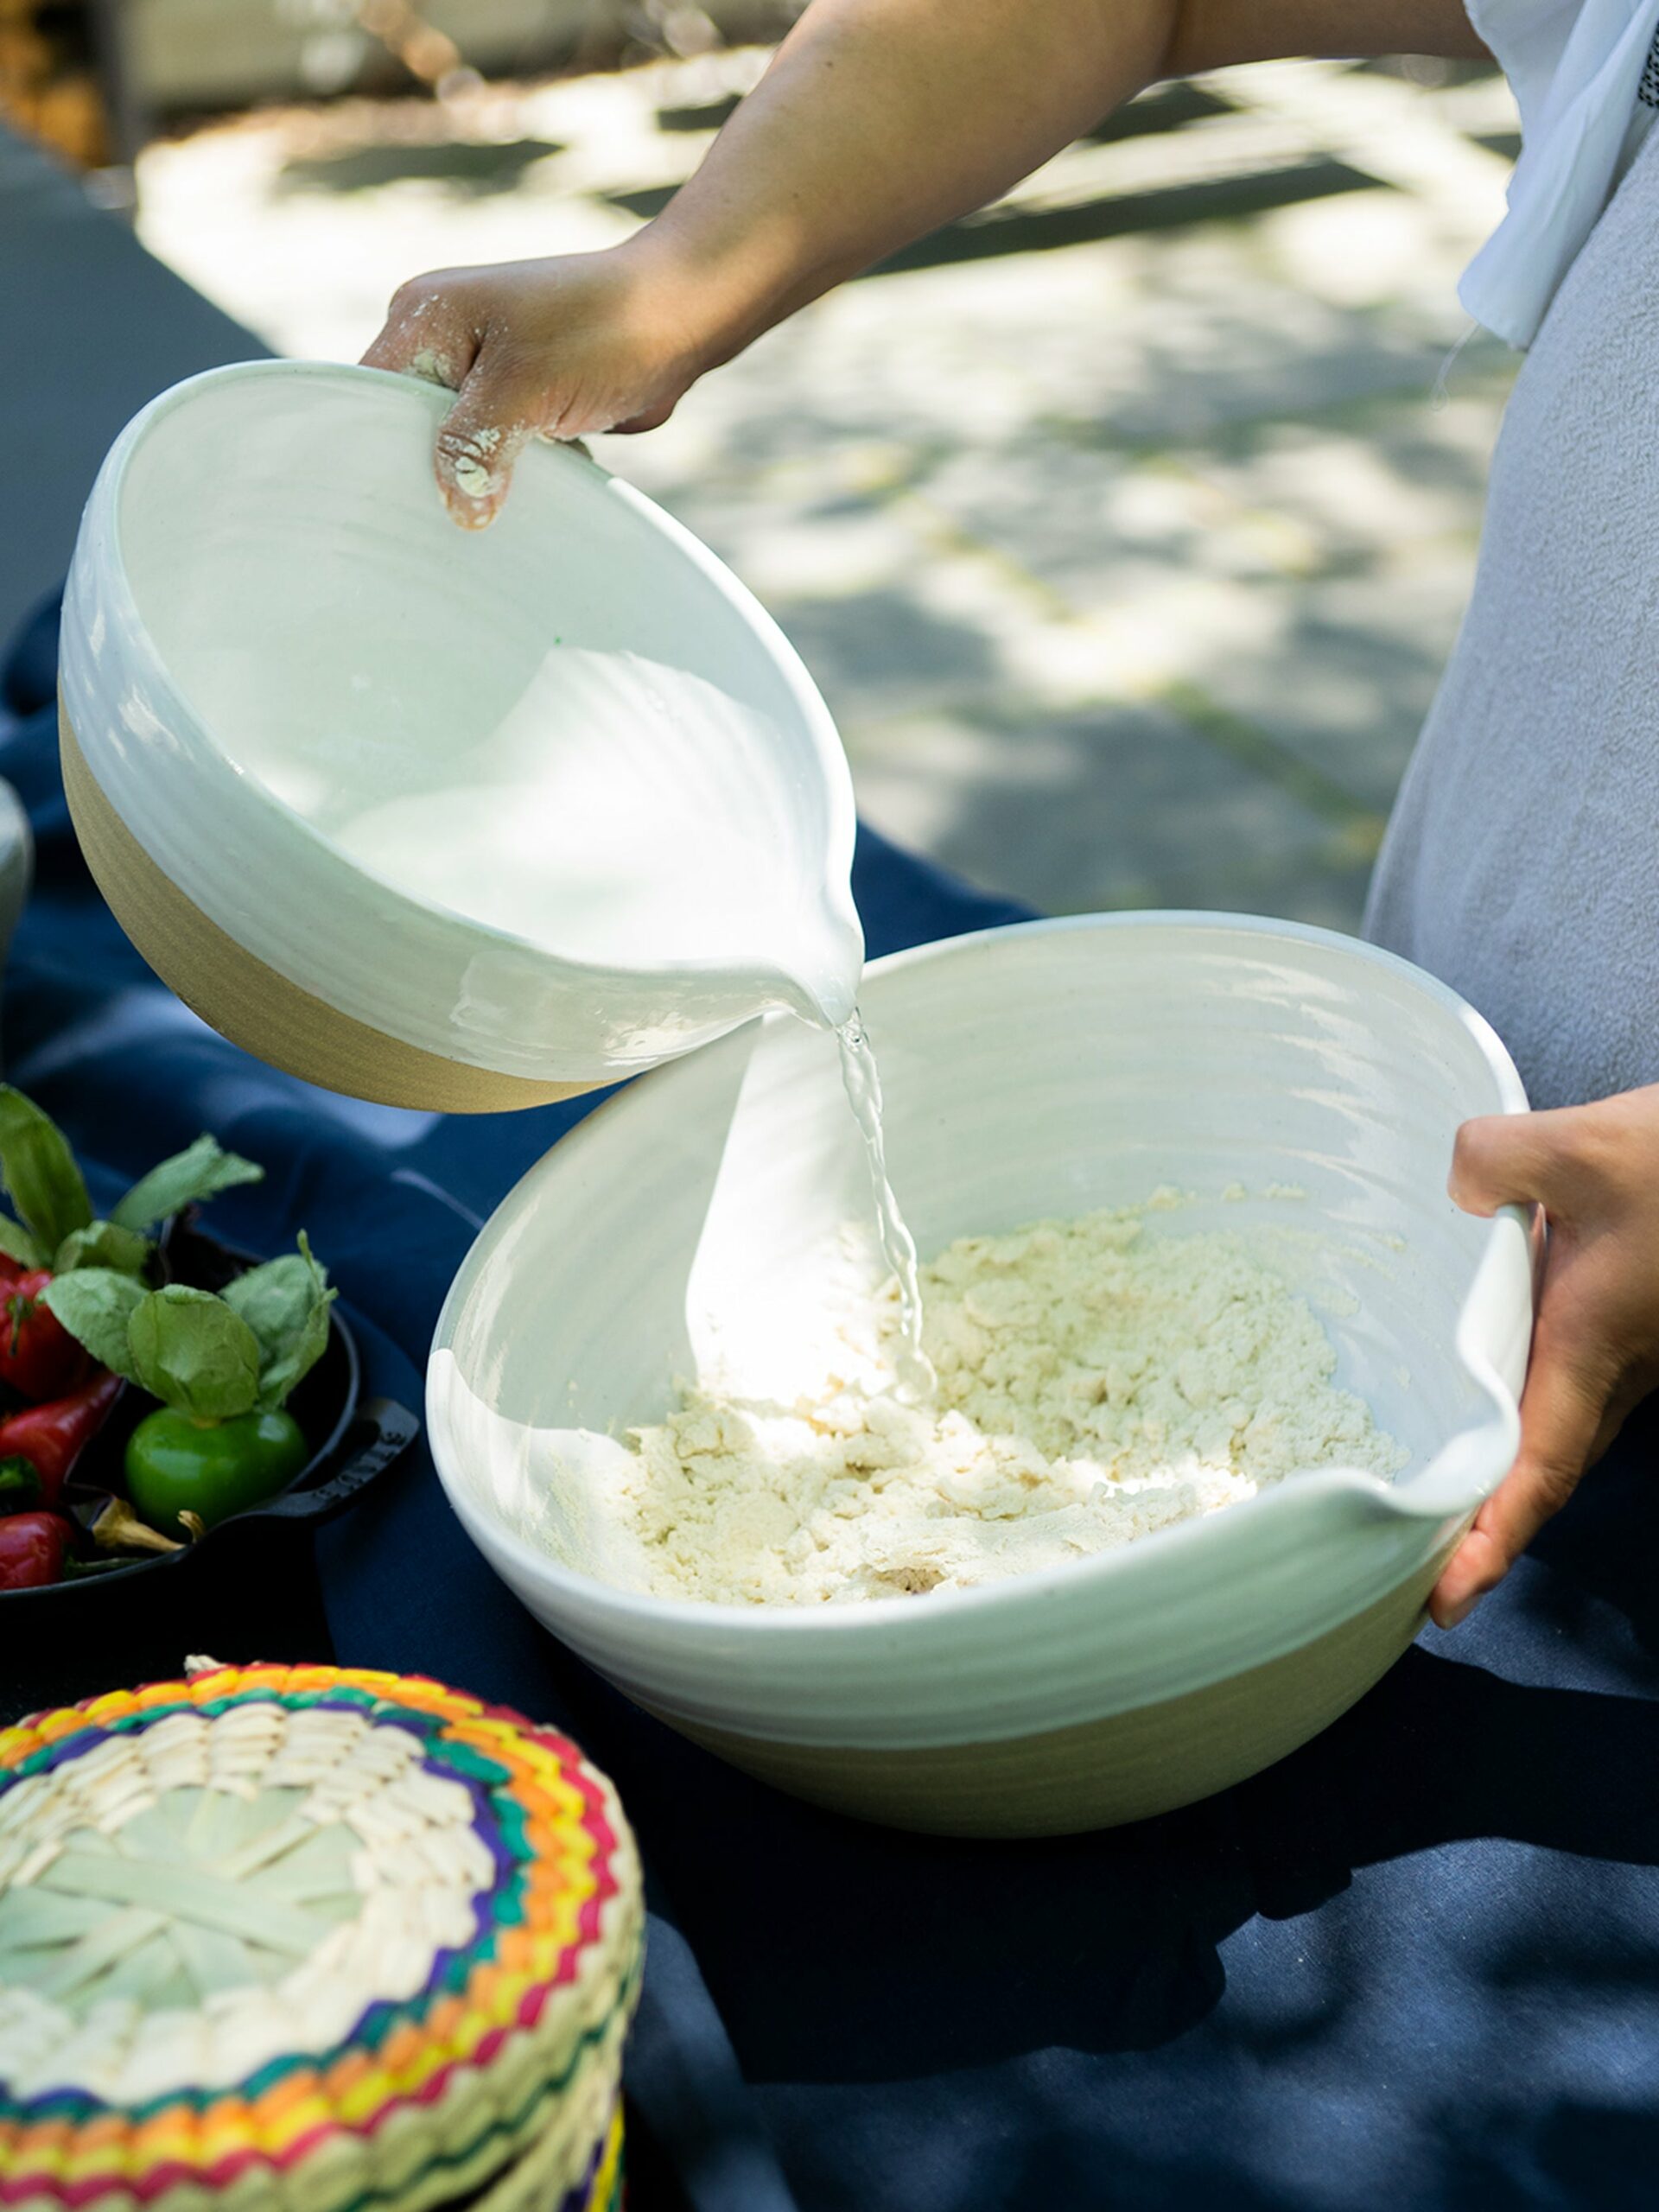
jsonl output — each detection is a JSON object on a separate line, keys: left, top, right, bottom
{"left": 429, "top": 913, "right": 1535, "bottom": 1838}
{"left": 57, "top": 359, "right": 862, "bottom": 1111}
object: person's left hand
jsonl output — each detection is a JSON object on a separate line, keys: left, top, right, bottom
{"left": 1433, "top": 1082, "right": 1659, "bottom": 1627}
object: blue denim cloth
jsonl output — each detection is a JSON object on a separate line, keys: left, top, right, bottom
{"left": 9, "top": 592, "right": 1659, "bottom": 2212}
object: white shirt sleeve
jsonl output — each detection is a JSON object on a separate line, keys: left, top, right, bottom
{"left": 1460, "top": 0, "right": 1659, "bottom": 346}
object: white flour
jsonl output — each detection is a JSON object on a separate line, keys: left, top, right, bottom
{"left": 621, "top": 1198, "right": 1404, "bottom": 1605}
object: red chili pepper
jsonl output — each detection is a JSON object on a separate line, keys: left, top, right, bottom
{"left": 0, "top": 1271, "right": 88, "bottom": 1402}
{"left": 0, "top": 1369, "right": 121, "bottom": 1510}
{"left": 0, "top": 1510, "right": 71, "bottom": 1589}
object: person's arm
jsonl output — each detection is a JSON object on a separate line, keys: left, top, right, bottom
{"left": 1170, "top": 0, "right": 1486, "bottom": 73}
{"left": 363, "top": 0, "right": 1483, "bottom": 524}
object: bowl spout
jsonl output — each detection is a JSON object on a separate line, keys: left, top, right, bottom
{"left": 766, "top": 893, "right": 866, "bottom": 1032}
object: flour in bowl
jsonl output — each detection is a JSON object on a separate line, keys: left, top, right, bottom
{"left": 620, "top": 1197, "right": 1405, "bottom": 1605}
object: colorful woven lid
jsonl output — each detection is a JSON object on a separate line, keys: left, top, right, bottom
{"left": 0, "top": 1662, "right": 641, "bottom": 2212}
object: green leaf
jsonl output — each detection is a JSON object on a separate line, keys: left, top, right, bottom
{"left": 127, "top": 1287, "right": 260, "bottom": 1421}
{"left": 0, "top": 1087, "right": 92, "bottom": 1255}
{"left": 111, "top": 1135, "right": 264, "bottom": 1235}
{"left": 223, "top": 1232, "right": 336, "bottom": 1412}
{"left": 0, "top": 1214, "right": 44, "bottom": 1271}
{"left": 55, "top": 1220, "right": 152, "bottom": 1276}
{"left": 41, "top": 1268, "right": 147, "bottom": 1384}
{"left": 0, "top": 1459, "right": 41, "bottom": 1509}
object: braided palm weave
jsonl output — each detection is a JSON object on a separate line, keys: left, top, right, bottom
{"left": 0, "top": 1663, "right": 641, "bottom": 2211}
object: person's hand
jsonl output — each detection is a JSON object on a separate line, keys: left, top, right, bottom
{"left": 361, "top": 238, "right": 712, "bottom": 528}
{"left": 362, "top": 0, "right": 1494, "bottom": 533}
{"left": 1432, "top": 1083, "right": 1659, "bottom": 1627}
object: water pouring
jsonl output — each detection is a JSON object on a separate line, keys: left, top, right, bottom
{"left": 57, "top": 359, "right": 865, "bottom": 1112}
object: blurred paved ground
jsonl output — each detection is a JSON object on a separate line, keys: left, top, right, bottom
{"left": 135, "top": 51, "right": 1522, "bottom": 929}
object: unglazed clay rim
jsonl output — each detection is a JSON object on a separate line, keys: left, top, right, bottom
{"left": 60, "top": 704, "right": 583, "bottom": 1113}
{"left": 60, "top": 359, "right": 861, "bottom": 1074}
{"left": 647, "top": 1542, "right": 1456, "bottom": 1833}
{"left": 429, "top": 912, "right": 1532, "bottom": 1665}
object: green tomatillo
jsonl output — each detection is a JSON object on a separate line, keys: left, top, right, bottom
{"left": 124, "top": 1406, "right": 308, "bottom": 1540}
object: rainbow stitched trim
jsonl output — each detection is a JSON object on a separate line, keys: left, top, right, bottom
{"left": 564, "top": 2099, "right": 624, "bottom": 2212}
{"left": 0, "top": 1666, "right": 641, "bottom": 2210}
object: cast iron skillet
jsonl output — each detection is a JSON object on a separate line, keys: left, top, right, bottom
{"left": 0, "top": 1214, "right": 419, "bottom": 1613}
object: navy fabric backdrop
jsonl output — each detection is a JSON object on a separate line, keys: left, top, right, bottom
{"left": 7, "top": 588, "right": 1659, "bottom": 2212}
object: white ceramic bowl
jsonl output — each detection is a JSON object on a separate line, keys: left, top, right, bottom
{"left": 429, "top": 915, "right": 1534, "bottom": 1835}
{"left": 57, "top": 359, "right": 861, "bottom": 1110}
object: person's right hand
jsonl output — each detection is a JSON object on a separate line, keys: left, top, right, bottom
{"left": 361, "top": 238, "right": 710, "bottom": 528}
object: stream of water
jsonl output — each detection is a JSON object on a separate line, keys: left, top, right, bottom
{"left": 836, "top": 1012, "right": 935, "bottom": 1400}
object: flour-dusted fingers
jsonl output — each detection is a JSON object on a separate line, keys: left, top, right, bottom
{"left": 359, "top": 248, "right": 713, "bottom": 528}
{"left": 428, "top": 366, "right": 537, "bottom": 530}
{"left": 362, "top": 269, "right": 531, "bottom": 526}
{"left": 361, "top": 271, "right": 480, "bottom": 391}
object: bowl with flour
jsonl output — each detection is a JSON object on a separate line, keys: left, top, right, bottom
{"left": 429, "top": 914, "right": 1534, "bottom": 1836}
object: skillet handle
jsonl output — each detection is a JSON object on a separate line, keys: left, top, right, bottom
{"left": 250, "top": 1397, "right": 420, "bottom": 1523}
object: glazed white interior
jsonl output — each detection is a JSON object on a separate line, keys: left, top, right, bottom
{"left": 60, "top": 362, "right": 863, "bottom": 1077}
